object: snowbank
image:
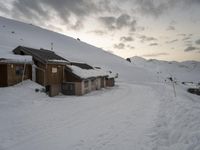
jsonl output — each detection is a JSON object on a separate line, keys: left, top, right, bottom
{"left": 148, "top": 84, "right": 200, "bottom": 150}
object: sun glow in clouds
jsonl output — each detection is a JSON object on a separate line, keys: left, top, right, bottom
{"left": 0, "top": 0, "right": 200, "bottom": 61}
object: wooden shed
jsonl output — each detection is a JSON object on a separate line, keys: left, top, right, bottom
{"left": 13, "top": 46, "right": 69, "bottom": 96}
{"left": 106, "top": 77, "right": 115, "bottom": 87}
{"left": 62, "top": 63, "right": 108, "bottom": 96}
{"left": 0, "top": 56, "right": 32, "bottom": 87}
{"left": 106, "top": 71, "right": 117, "bottom": 87}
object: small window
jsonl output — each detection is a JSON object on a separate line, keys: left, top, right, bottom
{"left": 16, "top": 66, "right": 23, "bottom": 76}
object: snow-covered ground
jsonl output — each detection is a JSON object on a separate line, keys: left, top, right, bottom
{"left": 0, "top": 16, "right": 200, "bottom": 150}
{"left": 130, "top": 56, "right": 200, "bottom": 83}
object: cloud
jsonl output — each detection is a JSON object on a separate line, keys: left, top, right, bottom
{"left": 89, "top": 30, "right": 107, "bottom": 36}
{"left": 0, "top": 2, "right": 10, "bottom": 14}
{"left": 195, "top": 39, "right": 200, "bottom": 45}
{"left": 133, "top": 0, "right": 175, "bottom": 17}
{"left": 184, "top": 46, "right": 199, "bottom": 52}
{"left": 184, "top": 40, "right": 192, "bottom": 46}
{"left": 127, "top": 45, "right": 135, "bottom": 49}
{"left": 98, "top": 13, "right": 137, "bottom": 31}
{"left": 185, "top": 0, "right": 200, "bottom": 5}
{"left": 166, "top": 39, "right": 178, "bottom": 43}
{"left": 177, "top": 33, "right": 187, "bottom": 37}
{"left": 129, "top": 0, "right": 200, "bottom": 18}
{"left": 70, "top": 20, "right": 83, "bottom": 30}
{"left": 167, "top": 25, "right": 175, "bottom": 30}
{"left": 45, "top": 24, "right": 63, "bottom": 32}
{"left": 10, "top": 0, "right": 99, "bottom": 30}
{"left": 114, "top": 43, "right": 125, "bottom": 49}
{"left": 97, "top": 0, "right": 121, "bottom": 13}
{"left": 120, "top": 36, "right": 134, "bottom": 42}
{"left": 182, "top": 37, "right": 191, "bottom": 41}
{"left": 98, "top": 16, "right": 116, "bottom": 30}
{"left": 138, "top": 35, "right": 157, "bottom": 42}
{"left": 149, "top": 43, "right": 158, "bottom": 46}
{"left": 142, "top": 52, "right": 169, "bottom": 57}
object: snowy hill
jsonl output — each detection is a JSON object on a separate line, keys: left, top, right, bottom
{"left": 0, "top": 16, "right": 200, "bottom": 150}
{"left": 130, "top": 56, "right": 200, "bottom": 83}
{"left": 0, "top": 16, "right": 155, "bottom": 83}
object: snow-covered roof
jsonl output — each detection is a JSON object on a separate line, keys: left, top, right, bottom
{"left": 0, "top": 54, "right": 32, "bottom": 64}
{"left": 13, "top": 46, "right": 70, "bottom": 64}
{"left": 107, "top": 71, "right": 117, "bottom": 78}
{"left": 67, "top": 65, "right": 108, "bottom": 79}
{"left": 48, "top": 59, "right": 69, "bottom": 63}
{"left": 66, "top": 64, "right": 118, "bottom": 79}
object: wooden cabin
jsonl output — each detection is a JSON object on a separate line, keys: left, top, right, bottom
{"left": 62, "top": 63, "right": 108, "bottom": 95}
{"left": 106, "top": 71, "right": 116, "bottom": 87}
{"left": 106, "top": 77, "right": 115, "bottom": 87}
{"left": 13, "top": 46, "right": 69, "bottom": 96}
{"left": 0, "top": 56, "right": 32, "bottom": 87}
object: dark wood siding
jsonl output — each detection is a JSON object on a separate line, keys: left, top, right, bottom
{"left": 106, "top": 78, "right": 115, "bottom": 87}
{"left": 0, "top": 64, "right": 8, "bottom": 87}
{"left": 64, "top": 70, "right": 82, "bottom": 82}
{"left": 100, "top": 77, "right": 105, "bottom": 88}
{"left": 0, "top": 63, "right": 32, "bottom": 87}
{"left": 7, "top": 64, "right": 32, "bottom": 86}
{"left": 46, "top": 64, "right": 64, "bottom": 85}
{"left": 62, "top": 83, "right": 75, "bottom": 95}
{"left": 34, "top": 60, "right": 65, "bottom": 86}
{"left": 35, "top": 60, "right": 46, "bottom": 86}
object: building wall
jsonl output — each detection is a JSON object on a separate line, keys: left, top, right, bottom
{"left": 100, "top": 77, "right": 106, "bottom": 88}
{"left": 35, "top": 60, "right": 46, "bottom": 86}
{"left": 96, "top": 78, "right": 101, "bottom": 90}
{"left": 34, "top": 60, "right": 65, "bottom": 87}
{"left": 106, "top": 78, "right": 115, "bottom": 87}
{"left": 0, "top": 64, "right": 8, "bottom": 87}
{"left": 91, "top": 79, "right": 97, "bottom": 91}
{"left": 83, "top": 79, "right": 90, "bottom": 94}
{"left": 75, "top": 82, "right": 82, "bottom": 96}
{"left": 7, "top": 63, "right": 32, "bottom": 86}
{"left": 46, "top": 64, "right": 64, "bottom": 85}
{"left": 0, "top": 63, "right": 32, "bottom": 87}
{"left": 49, "top": 84, "right": 61, "bottom": 97}
{"left": 64, "top": 70, "right": 82, "bottom": 82}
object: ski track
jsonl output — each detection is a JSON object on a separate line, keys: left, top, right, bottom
{"left": 0, "top": 82, "right": 161, "bottom": 150}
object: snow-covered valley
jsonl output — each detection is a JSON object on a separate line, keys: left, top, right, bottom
{"left": 0, "top": 17, "right": 200, "bottom": 150}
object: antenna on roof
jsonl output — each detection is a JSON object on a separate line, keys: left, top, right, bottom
{"left": 51, "top": 42, "right": 53, "bottom": 51}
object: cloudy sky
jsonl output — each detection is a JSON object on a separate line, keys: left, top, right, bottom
{"left": 0, "top": 0, "right": 200, "bottom": 61}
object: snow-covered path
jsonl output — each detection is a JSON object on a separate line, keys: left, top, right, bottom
{"left": 0, "top": 81, "right": 160, "bottom": 150}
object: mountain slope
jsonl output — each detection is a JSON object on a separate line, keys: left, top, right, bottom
{"left": 130, "top": 56, "right": 200, "bottom": 83}
{"left": 0, "top": 16, "right": 155, "bottom": 83}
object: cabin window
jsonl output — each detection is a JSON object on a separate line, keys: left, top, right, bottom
{"left": 84, "top": 80, "right": 89, "bottom": 88}
{"left": 16, "top": 66, "right": 23, "bottom": 76}
{"left": 52, "top": 67, "right": 57, "bottom": 73}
